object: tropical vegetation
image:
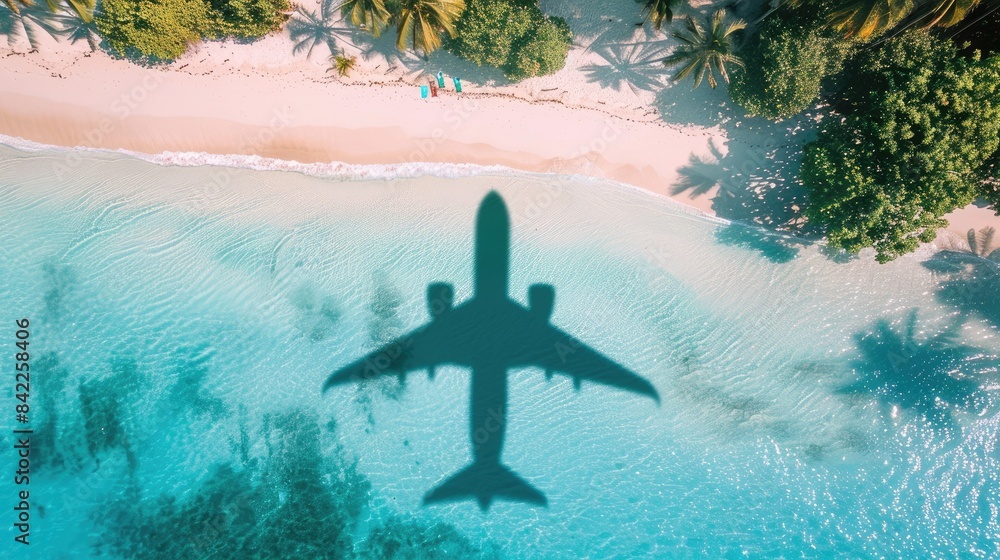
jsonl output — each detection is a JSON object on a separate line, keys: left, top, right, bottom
{"left": 4, "top": 0, "right": 94, "bottom": 21}
{"left": 664, "top": 9, "right": 746, "bottom": 89}
{"left": 724, "top": 0, "right": 1000, "bottom": 261}
{"left": 638, "top": 0, "right": 682, "bottom": 31}
{"left": 982, "top": 152, "right": 1000, "bottom": 211}
{"left": 330, "top": 53, "right": 357, "bottom": 76}
{"left": 206, "top": 0, "right": 290, "bottom": 39}
{"left": 730, "top": 4, "right": 852, "bottom": 117}
{"left": 799, "top": 31, "right": 1000, "bottom": 262}
{"left": 96, "top": 0, "right": 208, "bottom": 60}
{"left": 504, "top": 14, "right": 570, "bottom": 80}
{"left": 338, "top": 0, "right": 390, "bottom": 37}
{"left": 96, "top": 0, "right": 289, "bottom": 60}
{"left": 9, "top": 0, "right": 572, "bottom": 78}
{"left": 446, "top": 0, "right": 571, "bottom": 80}
{"left": 951, "top": 3, "right": 999, "bottom": 55}
{"left": 392, "top": 0, "right": 465, "bottom": 55}
{"left": 786, "top": 0, "right": 993, "bottom": 40}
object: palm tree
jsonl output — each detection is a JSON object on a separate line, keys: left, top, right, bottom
{"left": 289, "top": 0, "right": 356, "bottom": 59}
{"left": 804, "top": 0, "right": 985, "bottom": 39}
{"left": 329, "top": 53, "right": 358, "bottom": 76}
{"left": 639, "top": 0, "right": 683, "bottom": 31}
{"left": 825, "top": 0, "right": 910, "bottom": 39}
{"left": 4, "top": 0, "right": 93, "bottom": 22}
{"left": 909, "top": 0, "right": 985, "bottom": 28}
{"left": 339, "top": 0, "right": 390, "bottom": 37}
{"left": 393, "top": 0, "right": 465, "bottom": 56}
{"left": 663, "top": 9, "right": 745, "bottom": 89}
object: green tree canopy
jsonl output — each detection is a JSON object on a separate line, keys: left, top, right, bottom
{"left": 730, "top": 6, "right": 852, "bottom": 118}
{"left": 446, "top": 0, "right": 571, "bottom": 81}
{"left": 980, "top": 151, "right": 1000, "bottom": 213}
{"left": 801, "top": 30, "right": 1000, "bottom": 262}
{"left": 97, "top": 0, "right": 208, "bottom": 60}
{"left": 205, "top": 0, "right": 290, "bottom": 39}
{"left": 446, "top": 0, "right": 533, "bottom": 68}
{"left": 503, "top": 13, "right": 571, "bottom": 80}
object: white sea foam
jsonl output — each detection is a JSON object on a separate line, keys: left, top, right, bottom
{"left": 0, "top": 133, "right": 724, "bottom": 224}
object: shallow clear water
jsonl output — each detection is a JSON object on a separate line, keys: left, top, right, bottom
{"left": 1, "top": 144, "right": 998, "bottom": 558}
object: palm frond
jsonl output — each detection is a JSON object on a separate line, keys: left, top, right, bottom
{"left": 829, "top": 0, "right": 912, "bottom": 39}
{"left": 640, "top": 0, "right": 679, "bottom": 31}
{"left": 289, "top": 0, "right": 356, "bottom": 59}
{"left": 393, "top": 0, "right": 464, "bottom": 55}
{"left": 914, "top": 0, "right": 981, "bottom": 28}
{"left": 671, "top": 56, "right": 700, "bottom": 81}
{"left": 338, "top": 0, "right": 389, "bottom": 37}
{"left": 394, "top": 8, "right": 413, "bottom": 50}
{"left": 968, "top": 226, "right": 997, "bottom": 257}
{"left": 3, "top": 0, "right": 24, "bottom": 15}
{"left": 664, "top": 9, "right": 745, "bottom": 89}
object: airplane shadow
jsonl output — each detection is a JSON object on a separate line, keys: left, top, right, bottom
{"left": 322, "top": 192, "right": 659, "bottom": 510}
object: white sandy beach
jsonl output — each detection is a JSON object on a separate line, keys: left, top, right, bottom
{"left": 0, "top": 0, "right": 996, "bottom": 243}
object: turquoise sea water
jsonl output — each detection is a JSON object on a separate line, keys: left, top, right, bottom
{"left": 0, "top": 143, "right": 998, "bottom": 558}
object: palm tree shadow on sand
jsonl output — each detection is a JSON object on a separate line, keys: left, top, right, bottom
{"left": 580, "top": 39, "right": 670, "bottom": 94}
{"left": 0, "top": 4, "right": 63, "bottom": 49}
{"left": 322, "top": 192, "right": 660, "bottom": 510}
{"left": 288, "top": 0, "right": 362, "bottom": 60}
{"left": 670, "top": 121, "right": 822, "bottom": 263}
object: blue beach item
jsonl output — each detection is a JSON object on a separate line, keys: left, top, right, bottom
{"left": 437, "top": 71, "right": 446, "bottom": 88}
{"left": 420, "top": 85, "right": 429, "bottom": 99}
{"left": 453, "top": 77, "right": 463, "bottom": 93}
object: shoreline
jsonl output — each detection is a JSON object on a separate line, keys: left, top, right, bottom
{"left": 0, "top": 60, "right": 728, "bottom": 216}
{"left": 0, "top": 130, "right": 718, "bottom": 213}
{"left": 1, "top": 36, "right": 998, "bottom": 245}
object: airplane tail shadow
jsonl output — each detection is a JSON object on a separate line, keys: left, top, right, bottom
{"left": 423, "top": 461, "right": 548, "bottom": 511}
